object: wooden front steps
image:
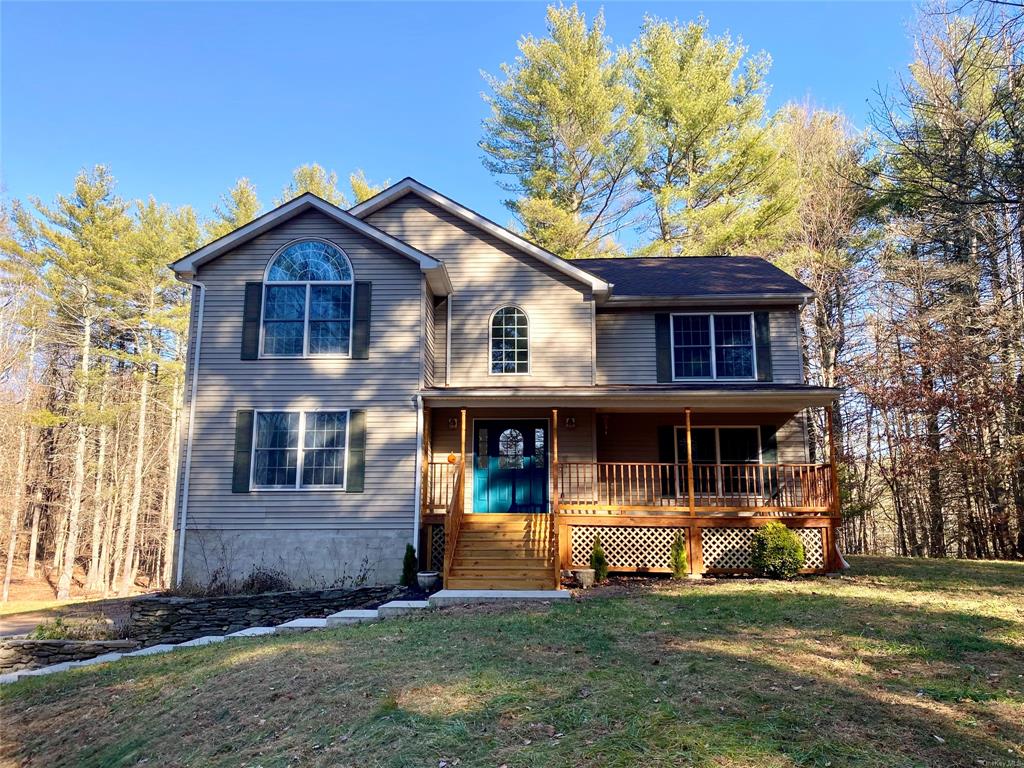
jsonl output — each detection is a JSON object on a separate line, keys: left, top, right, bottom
{"left": 447, "top": 513, "right": 556, "bottom": 590}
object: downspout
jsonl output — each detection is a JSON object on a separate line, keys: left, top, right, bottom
{"left": 412, "top": 394, "right": 424, "bottom": 553}
{"left": 175, "top": 278, "right": 206, "bottom": 586}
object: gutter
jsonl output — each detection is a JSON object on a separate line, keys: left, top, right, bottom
{"left": 599, "top": 292, "right": 813, "bottom": 308}
{"left": 174, "top": 276, "right": 206, "bottom": 586}
{"left": 411, "top": 394, "right": 424, "bottom": 554}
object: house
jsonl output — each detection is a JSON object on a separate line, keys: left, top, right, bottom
{"left": 169, "top": 178, "right": 842, "bottom": 590}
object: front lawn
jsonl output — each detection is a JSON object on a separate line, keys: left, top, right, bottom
{"left": 2, "top": 556, "right": 1022, "bottom": 768}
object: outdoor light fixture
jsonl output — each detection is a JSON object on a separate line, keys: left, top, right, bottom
{"left": 448, "top": 417, "right": 459, "bottom": 430}
{"left": 565, "top": 416, "right": 577, "bottom": 430}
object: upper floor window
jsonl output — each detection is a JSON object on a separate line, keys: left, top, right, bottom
{"left": 262, "top": 239, "right": 353, "bottom": 357}
{"left": 671, "top": 313, "right": 755, "bottom": 380}
{"left": 490, "top": 306, "right": 529, "bottom": 374}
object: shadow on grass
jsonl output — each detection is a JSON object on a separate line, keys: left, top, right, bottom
{"left": 847, "top": 554, "right": 1024, "bottom": 595}
{"left": 3, "top": 585, "right": 1022, "bottom": 768}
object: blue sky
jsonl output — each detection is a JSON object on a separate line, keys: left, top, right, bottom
{"left": 2, "top": 1, "right": 915, "bottom": 231}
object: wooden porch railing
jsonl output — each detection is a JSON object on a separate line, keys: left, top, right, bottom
{"left": 441, "top": 458, "right": 466, "bottom": 588}
{"left": 426, "top": 461, "right": 459, "bottom": 515}
{"left": 556, "top": 462, "right": 834, "bottom": 515}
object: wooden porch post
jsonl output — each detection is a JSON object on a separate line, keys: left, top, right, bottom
{"left": 684, "top": 407, "right": 695, "bottom": 513}
{"left": 551, "top": 409, "right": 561, "bottom": 589}
{"left": 551, "top": 409, "right": 559, "bottom": 503}
{"left": 826, "top": 405, "right": 840, "bottom": 518}
{"left": 460, "top": 408, "right": 467, "bottom": 462}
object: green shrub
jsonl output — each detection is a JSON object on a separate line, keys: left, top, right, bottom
{"left": 670, "top": 532, "right": 688, "bottom": 579}
{"left": 750, "top": 522, "right": 805, "bottom": 579}
{"left": 400, "top": 543, "right": 418, "bottom": 587}
{"left": 590, "top": 536, "right": 609, "bottom": 582}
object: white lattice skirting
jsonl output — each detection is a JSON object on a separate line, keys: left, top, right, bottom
{"left": 701, "top": 527, "right": 826, "bottom": 571}
{"left": 570, "top": 526, "right": 688, "bottom": 570}
{"left": 429, "top": 526, "right": 445, "bottom": 572}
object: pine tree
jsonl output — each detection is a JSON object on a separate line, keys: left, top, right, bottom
{"left": 206, "top": 178, "right": 261, "bottom": 241}
{"left": 481, "top": 4, "right": 639, "bottom": 257}
{"left": 630, "top": 16, "right": 795, "bottom": 255}
{"left": 276, "top": 164, "right": 348, "bottom": 207}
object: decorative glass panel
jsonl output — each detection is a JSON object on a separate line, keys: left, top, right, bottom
{"left": 490, "top": 306, "right": 529, "bottom": 374}
{"left": 308, "top": 285, "right": 352, "bottom": 354}
{"left": 302, "top": 412, "right": 347, "bottom": 487}
{"left": 253, "top": 412, "right": 300, "bottom": 486}
{"left": 498, "top": 428, "right": 524, "bottom": 469}
{"left": 672, "top": 315, "right": 712, "bottom": 378}
{"left": 533, "top": 428, "right": 545, "bottom": 468}
{"left": 263, "top": 285, "right": 306, "bottom": 356}
{"left": 713, "top": 315, "right": 754, "bottom": 378}
{"left": 477, "top": 428, "right": 488, "bottom": 469}
{"left": 268, "top": 240, "right": 352, "bottom": 282}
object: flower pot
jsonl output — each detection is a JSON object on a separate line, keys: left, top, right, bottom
{"left": 417, "top": 571, "right": 440, "bottom": 591}
{"left": 572, "top": 568, "right": 596, "bottom": 589}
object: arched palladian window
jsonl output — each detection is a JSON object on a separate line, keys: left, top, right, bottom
{"left": 490, "top": 306, "right": 529, "bottom": 374}
{"left": 262, "top": 239, "right": 354, "bottom": 357}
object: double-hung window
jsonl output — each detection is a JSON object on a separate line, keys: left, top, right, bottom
{"left": 262, "top": 239, "right": 354, "bottom": 357}
{"left": 671, "top": 313, "right": 756, "bottom": 380}
{"left": 252, "top": 410, "right": 349, "bottom": 489}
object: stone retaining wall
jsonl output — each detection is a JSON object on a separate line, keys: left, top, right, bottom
{"left": 0, "top": 639, "right": 140, "bottom": 674}
{"left": 128, "top": 586, "right": 398, "bottom": 645}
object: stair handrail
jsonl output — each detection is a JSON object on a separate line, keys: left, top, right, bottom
{"left": 442, "top": 458, "right": 466, "bottom": 588}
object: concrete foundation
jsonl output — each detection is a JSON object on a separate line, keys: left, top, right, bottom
{"left": 180, "top": 528, "right": 411, "bottom": 589}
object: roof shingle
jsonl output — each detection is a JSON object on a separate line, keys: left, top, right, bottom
{"left": 576, "top": 256, "right": 811, "bottom": 299}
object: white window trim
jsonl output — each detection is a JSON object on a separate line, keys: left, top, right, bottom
{"left": 670, "top": 312, "right": 758, "bottom": 381}
{"left": 249, "top": 408, "right": 351, "bottom": 491}
{"left": 487, "top": 304, "right": 531, "bottom": 376}
{"left": 259, "top": 238, "right": 356, "bottom": 360}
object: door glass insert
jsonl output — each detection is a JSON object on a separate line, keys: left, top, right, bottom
{"left": 498, "top": 428, "right": 524, "bottom": 469}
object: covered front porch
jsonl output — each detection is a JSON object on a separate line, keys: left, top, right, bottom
{"left": 418, "top": 387, "right": 842, "bottom": 587}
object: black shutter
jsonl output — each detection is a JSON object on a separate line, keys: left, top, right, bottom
{"left": 346, "top": 409, "right": 366, "bottom": 493}
{"left": 241, "top": 283, "right": 263, "bottom": 360}
{"left": 655, "top": 313, "right": 672, "bottom": 382}
{"left": 232, "top": 410, "right": 255, "bottom": 493}
{"left": 657, "top": 424, "right": 677, "bottom": 496}
{"left": 351, "top": 282, "right": 372, "bottom": 359}
{"left": 754, "top": 312, "right": 772, "bottom": 382}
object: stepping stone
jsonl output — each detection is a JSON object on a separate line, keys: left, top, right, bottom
{"left": 378, "top": 600, "right": 430, "bottom": 618}
{"left": 176, "top": 635, "right": 227, "bottom": 648}
{"left": 124, "top": 644, "right": 177, "bottom": 657}
{"left": 428, "top": 589, "right": 572, "bottom": 607}
{"left": 226, "top": 627, "right": 277, "bottom": 638}
{"left": 68, "top": 652, "right": 124, "bottom": 667}
{"left": 274, "top": 618, "right": 328, "bottom": 633}
{"left": 0, "top": 671, "right": 28, "bottom": 685}
{"left": 24, "top": 662, "right": 74, "bottom": 676}
{"left": 326, "top": 609, "right": 379, "bottom": 627}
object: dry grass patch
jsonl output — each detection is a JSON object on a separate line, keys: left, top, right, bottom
{"left": 1, "top": 556, "right": 1022, "bottom": 768}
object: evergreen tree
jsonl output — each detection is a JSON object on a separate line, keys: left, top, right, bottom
{"left": 481, "top": 4, "right": 639, "bottom": 257}
{"left": 206, "top": 178, "right": 261, "bottom": 241}
{"left": 276, "top": 163, "right": 348, "bottom": 207}
{"left": 630, "top": 17, "right": 795, "bottom": 255}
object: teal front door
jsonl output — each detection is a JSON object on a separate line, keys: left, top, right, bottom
{"left": 473, "top": 420, "right": 549, "bottom": 513}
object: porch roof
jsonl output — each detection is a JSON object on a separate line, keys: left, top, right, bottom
{"left": 419, "top": 384, "right": 841, "bottom": 411}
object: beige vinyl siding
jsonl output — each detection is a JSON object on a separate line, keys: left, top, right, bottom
{"left": 595, "top": 313, "right": 656, "bottom": 384}
{"left": 778, "top": 411, "right": 809, "bottom": 463}
{"left": 433, "top": 298, "right": 448, "bottom": 385}
{"left": 769, "top": 309, "right": 804, "bottom": 384}
{"left": 596, "top": 308, "right": 804, "bottom": 385}
{"left": 366, "top": 196, "right": 594, "bottom": 386}
{"left": 183, "top": 209, "right": 421, "bottom": 531}
{"left": 423, "top": 285, "right": 435, "bottom": 387}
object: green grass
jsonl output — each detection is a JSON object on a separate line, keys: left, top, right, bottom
{"left": 2, "top": 556, "right": 1022, "bottom": 768}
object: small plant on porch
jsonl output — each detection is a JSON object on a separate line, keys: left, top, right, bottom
{"left": 670, "top": 532, "right": 688, "bottom": 579}
{"left": 751, "top": 522, "right": 805, "bottom": 579}
{"left": 590, "top": 536, "right": 608, "bottom": 582}
{"left": 400, "top": 544, "right": 418, "bottom": 587}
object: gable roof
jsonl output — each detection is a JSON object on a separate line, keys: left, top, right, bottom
{"left": 169, "top": 193, "right": 453, "bottom": 295}
{"left": 579, "top": 256, "right": 814, "bottom": 306}
{"left": 348, "top": 177, "right": 612, "bottom": 297}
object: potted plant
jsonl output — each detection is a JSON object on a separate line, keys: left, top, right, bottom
{"left": 416, "top": 571, "right": 440, "bottom": 591}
